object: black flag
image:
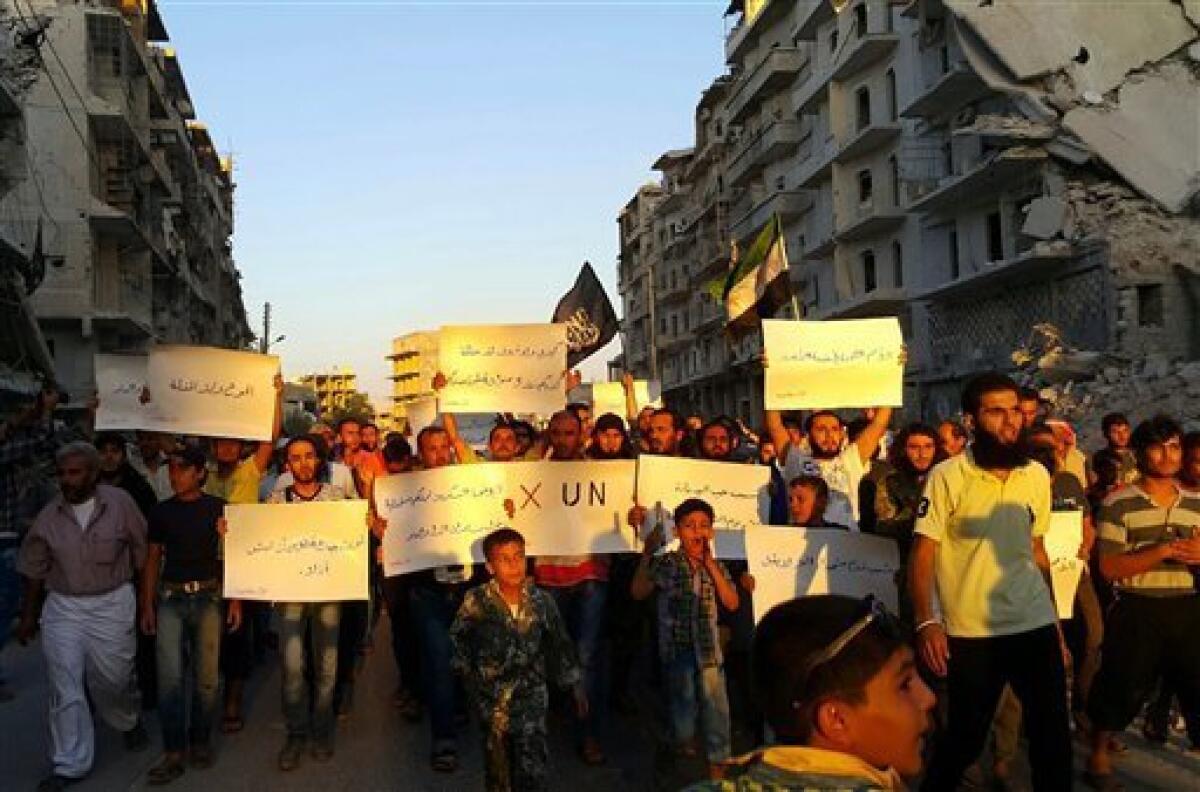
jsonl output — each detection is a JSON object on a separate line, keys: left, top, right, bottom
{"left": 552, "top": 261, "right": 619, "bottom": 369}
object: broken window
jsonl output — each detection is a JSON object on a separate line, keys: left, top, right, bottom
{"left": 857, "top": 168, "right": 873, "bottom": 204}
{"left": 892, "top": 240, "right": 903, "bottom": 287}
{"left": 949, "top": 229, "right": 960, "bottom": 279}
{"left": 856, "top": 86, "right": 871, "bottom": 132}
{"left": 862, "top": 250, "right": 877, "bottom": 293}
{"left": 886, "top": 69, "right": 897, "bottom": 121}
{"left": 1137, "top": 284, "right": 1164, "bottom": 327}
{"left": 987, "top": 211, "right": 1004, "bottom": 262}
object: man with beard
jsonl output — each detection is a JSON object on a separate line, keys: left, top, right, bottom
{"left": 128, "top": 431, "right": 174, "bottom": 502}
{"left": 254, "top": 436, "right": 354, "bottom": 770}
{"left": 911, "top": 373, "right": 1072, "bottom": 792}
{"left": 765, "top": 405, "right": 892, "bottom": 530}
{"left": 17, "top": 442, "right": 149, "bottom": 790}
{"left": 1094, "top": 413, "right": 1138, "bottom": 486}
{"left": 588, "top": 413, "right": 634, "bottom": 460}
{"left": 95, "top": 433, "right": 158, "bottom": 518}
{"left": 1085, "top": 416, "right": 1200, "bottom": 788}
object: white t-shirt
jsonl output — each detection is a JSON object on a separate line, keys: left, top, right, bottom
{"left": 72, "top": 498, "right": 97, "bottom": 531}
{"left": 782, "top": 444, "right": 866, "bottom": 530}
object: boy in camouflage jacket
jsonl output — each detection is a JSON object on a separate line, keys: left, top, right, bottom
{"left": 450, "top": 528, "right": 587, "bottom": 792}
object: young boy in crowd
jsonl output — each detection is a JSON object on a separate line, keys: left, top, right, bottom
{"left": 631, "top": 498, "right": 740, "bottom": 778}
{"left": 689, "top": 594, "right": 936, "bottom": 791}
{"left": 788, "top": 475, "right": 847, "bottom": 529}
{"left": 450, "top": 528, "right": 586, "bottom": 792}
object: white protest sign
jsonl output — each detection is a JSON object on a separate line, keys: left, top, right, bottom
{"left": 223, "top": 501, "right": 369, "bottom": 601}
{"left": 744, "top": 524, "right": 901, "bottom": 623}
{"left": 1045, "top": 510, "right": 1085, "bottom": 619}
{"left": 636, "top": 456, "right": 770, "bottom": 559}
{"left": 438, "top": 324, "right": 568, "bottom": 416}
{"left": 145, "top": 345, "right": 279, "bottom": 441}
{"left": 507, "top": 460, "right": 638, "bottom": 556}
{"left": 376, "top": 465, "right": 509, "bottom": 577}
{"left": 763, "top": 318, "right": 903, "bottom": 410}
{"left": 590, "top": 380, "right": 661, "bottom": 419}
{"left": 94, "top": 353, "right": 150, "bottom": 431}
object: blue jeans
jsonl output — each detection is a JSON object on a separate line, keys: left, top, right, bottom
{"left": 156, "top": 589, "right": 222, "bottom": 752}
{"left": 665, "top": 652, "right": 731, "bottom": 763}
{"left": 410, "top": 583, "right": 465, "bottom": 748}
{"left": 548, "top": 580, "right": 608, "bottom": 742}
{"left": 278, "top": 602, "right": 340, "bottom": 740}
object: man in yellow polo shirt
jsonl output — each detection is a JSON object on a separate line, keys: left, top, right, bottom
{"left": 909, "top": 372, "right": 1071, "bottom": 792}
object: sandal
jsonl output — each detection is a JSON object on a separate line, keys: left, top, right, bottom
{"left": 431, "top": 747, "right": 458, "bottom": 773}
{"left": 220, "top": 714, "right": 244, "bottom": 734}
{"left": 147, "top": 757, "right": 185, "bottom": 786}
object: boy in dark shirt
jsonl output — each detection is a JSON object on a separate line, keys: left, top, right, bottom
{"left": 139, "top": 447, "right": 240, "bottom": 785}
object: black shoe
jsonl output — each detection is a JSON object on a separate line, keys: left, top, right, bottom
{"left": 278, "top": 737, "right": 305, "bottom": 771}
{"left": 36, "top": 775, "right": 79, "bottom": 792}
{"left": 123, "top": 721, "right": 149, "bottom": 752}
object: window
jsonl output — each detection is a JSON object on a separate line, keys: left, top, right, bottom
{"left": 853, "top": 3, "right": 868, "bottom": 37}
{"left": 857, "top": 168, "right": 873, "bottom": 203}
{"left": 942, "top": 139, "right": 953, "bottom": 176}
{"left": 855, "top": 87, "right": 871, "bottom": 131}
{"left": 829, "top": 28, "right": 839, "bottom": 57}
{"left": 886, "top": 69, "right": 897, "bottom": 120}
{"left": 949, "top": 229, "right": 960, "bottom": 279}
{"left": 862, "top": 251, "right": 877, "bottom": 293}
{"left": 1137, "top": 284, "right": 1164, "bottom": 327}
{"left": 889, "top": 155, "right": 900, "bottom": 207}
{"left": 892, "top": 240, "right": 903, "bottom": 287}
{"left": 987, "top": 211, "right": 1004, "bottom": 262}
{"left": 812, "top": 272, "right": 821, "bottom": 307}
{"left": 940, "top": 45, "right": 951, "bottom": 74}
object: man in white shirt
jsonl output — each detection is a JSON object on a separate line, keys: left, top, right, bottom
{"left": 765, "top": 407, "right": 891, "bottom": 530}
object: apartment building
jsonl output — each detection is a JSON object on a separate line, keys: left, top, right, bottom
{"left": 0, "top": 0, "right": 250, "bottom": 406}
{"left": 616, "top": 0, "right": 1199, "bottom": 421}
{"left": 387, "top": 330, "right": 439, "bottom": 423}
{"left": 615, "top": 183, "right": 663, "bottom": 381}
{"left": 297, "top": 369, "right": 359, "bottom": 417}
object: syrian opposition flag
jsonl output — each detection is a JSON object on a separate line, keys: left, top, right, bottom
{"left": 552, "top": 261, "right": 620, "bottom": 368}
{"left": 710, "top": 214, "right": 793, "bottom": 336}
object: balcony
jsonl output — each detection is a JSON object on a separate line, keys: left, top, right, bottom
{"left": 916, "top": 241, "right": 1079, "bottom": 303}
{"left": 727, "top": 119, "right": 804, "bottom": 188}
{"left": 792, "top": 0, "right": 835, "bottom": 40}
{"left": 725, "top": 0, "right": 798, "bottom": 62}
{"left": 658, "top": 275, "right": 690, "bottom": 304}
{"left": 726, "top": 48, "right": 806, "bottom": 124}
{"left": 793, "top": 70, "right": 829, "bottom": 116}
{"left": 799, "top": 136, "right": 836, "bottom": 188}
{"left": 813, "top": 286, "right": 907, "bottom": 320}
{"left": 832, "top": 31, "right": 899, "bottom": 82}
{"left": 836, "top": 197, "right": 905, "bottom": 242}
{"left": 908, "top": 148, "right": 1046, "bottom": 215}
{"left": 802, "top": 221, "right": 836, "bottom": 259}
{"left": 835, "top": 121, "right": 901, "bottom": 163}
{"left": 901, "top": 64, "right": 987, "bottom": 119}
{"left": 730, "top": 189, "right": 812, "bottom": 243}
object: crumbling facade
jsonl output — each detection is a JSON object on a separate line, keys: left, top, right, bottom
{"left": 615, "top": 0, "right": 1200, "bottom": 423}
{"left": 0, "top": 0, "right": 251, "bottom": 407}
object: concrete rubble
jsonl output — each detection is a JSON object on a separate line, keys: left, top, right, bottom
{"left": 947, "top": 0, "right": 1200, "bottom": 212}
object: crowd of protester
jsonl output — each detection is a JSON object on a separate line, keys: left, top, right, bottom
{"left": 0, "top": 369, "right": 1197, "bottom": 792}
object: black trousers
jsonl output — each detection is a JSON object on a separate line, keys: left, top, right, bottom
{"left": 1088, "top": 593, "right": 1200, "bottom": 739}
{"left": 921, "top": 624, "right": 1072, "bottom": 792}
{"left": 381, "top": 574, "right": 421, "bottom": 697}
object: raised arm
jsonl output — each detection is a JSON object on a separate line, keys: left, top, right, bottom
{"left": 852, "top": 407, "right": 892, "bottom": 466}
{"left": 763, "top": 409, "right": 791, "bottom": 460}
{"left": 251, "top": 374, "right": 284, "bottom": 472}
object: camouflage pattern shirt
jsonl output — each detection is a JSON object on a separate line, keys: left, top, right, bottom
{"left": 450, "top": 579, "right": 582, "bottom": 730}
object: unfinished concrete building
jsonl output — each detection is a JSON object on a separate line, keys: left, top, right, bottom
{"left": 615, "top": 183, "right": 665, "bottom": 382}
{"left": 0, "top": 0, "right": 251, "bottom": 407}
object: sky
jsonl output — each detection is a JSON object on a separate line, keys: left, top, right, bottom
{"left": 159, "top": 0, "right": 730, "bottom": 409}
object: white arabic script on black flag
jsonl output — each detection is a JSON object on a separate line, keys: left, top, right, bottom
{"left": 551, "top": 261, "right": 619, "bottom": 369}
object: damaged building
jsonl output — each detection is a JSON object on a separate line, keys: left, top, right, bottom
{"left": 0, "top": 0, "right": 252, "bottom": 409}
{"left": 616, "top": 0, "right": 1200, "bottom": 423}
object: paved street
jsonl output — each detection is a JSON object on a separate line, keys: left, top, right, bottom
{"left": 2, "top": 620, "right": 1198, "bottom": 791}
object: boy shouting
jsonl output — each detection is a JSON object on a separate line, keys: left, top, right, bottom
{"left": 450, "top": 529, "right": 586, "bottom": 792}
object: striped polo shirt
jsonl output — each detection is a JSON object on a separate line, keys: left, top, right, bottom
{"left": 1097, "top": 484, "right": 1200, "bottom": 596}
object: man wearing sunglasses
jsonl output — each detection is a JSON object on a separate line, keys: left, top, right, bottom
{"left": 909, "top": 372, "right": 1072, "bottom": 792}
